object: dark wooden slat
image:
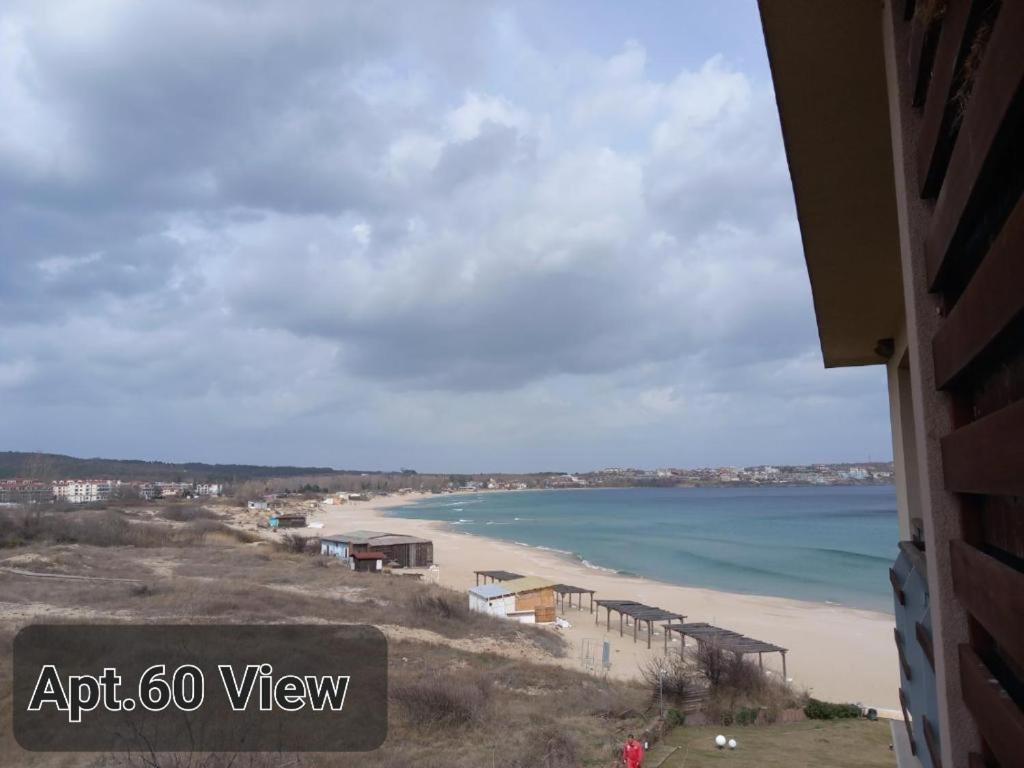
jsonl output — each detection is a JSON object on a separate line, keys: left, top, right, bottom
{"left": 934, "top": 194, "right": 1024, "bottom": 389}
{"left": 959, "top": 644, "right": 1024, "bottom": 768}
{"left": 899, "top": 687, "right": 919, "bottom": 756}
{"left": 925, "top": 0, "right": 1024, "bottom": 289}
{"left": 941, "top": 398, "right": 1024, "bottom": 495}
{"left": 968, "top": 754, "right": 991, "bottom": 768}
{"left": 917, "top": 0, "right": 972, "bottom": 197}
{"left": 950, "top": 540, "right": 1024, "bottom": 670}
{"left": 916, "top": 621, "right": 935, "bottom": 669}
{"left": 899, "top": 539, "right": 929, "bottom": 579}
{"left": 890, "top": 568, "right": 906, "bottom": 605}
{"left": 908, "top": 16, "right": 929, "bottom": 104}
{"left": 895, "top": 628, "right": 913, "bottom": 680}
{"left": 923, "top": 715, "right": 944, "bottom": 768}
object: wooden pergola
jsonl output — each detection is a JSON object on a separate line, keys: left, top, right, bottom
{"left": 595, "top": 600, "right": 687, "bottom": 650}
{"left": 473, "top": 570, "right": 522, "bottom": 585}
{"left": 668, "top": 622, "right": 789, "bottom": 679}
{"left": 552, "top": 584, "right": 595, "bottom": 613}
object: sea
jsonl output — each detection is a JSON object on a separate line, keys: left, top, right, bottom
{"left": 388, "top": 485, "right": 899, "bottom": 613}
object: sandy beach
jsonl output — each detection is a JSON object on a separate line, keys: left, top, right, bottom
{"left": 307, "top": 491, "right": 900, "bottom": 712}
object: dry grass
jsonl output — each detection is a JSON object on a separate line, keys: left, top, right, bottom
{"left": 0, "top": 511, "right": 648, "bottom": 768}
{"left": 0, "top": 507, "right": 257, "bottom": 549}
{"left": 662, "top": 719, "right": 896, "bottom": 768}
{"left": 158, "top": 505, "right": 220, "bottom": 522}
{"left": 393, "top": 670, "right": 493, "bottom": 728}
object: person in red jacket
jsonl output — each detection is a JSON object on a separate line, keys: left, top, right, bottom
{"left": 622, "top": 734, "right": 644, "bottom": 768}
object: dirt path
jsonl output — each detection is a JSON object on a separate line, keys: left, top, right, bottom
{"left": 0, "top": 566, "right": 143, "bottom": 583}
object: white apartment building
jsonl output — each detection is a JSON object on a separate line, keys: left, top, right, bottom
{"left": 53, "top": 479, "right": 116, "bottom": 504}
{"left": 193, "top": 482, "right": 222, "bottom": 497}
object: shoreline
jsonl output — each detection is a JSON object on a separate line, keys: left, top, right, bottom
{"left": 392, "top": 490, "right": 896, "bottom": 615}
{"left": 310, "top": 491, "right": 901, "bottom": 712}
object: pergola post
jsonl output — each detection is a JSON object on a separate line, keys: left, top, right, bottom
{"left": 646, "top": 619, "right": 652, "bottom": 650}
{"left": 619, "top": 611, "right": 624, "bottom": 637}
{"left": 759, "top": 652, "right": 764, "bottom": 670}
{"left": 590, "top": 593, "right": 594, "bottom": 614}
{"left": 633, "top": 615, "right": 638, "bottom": 643}
{"left": 782, "top": 651, "right": 788, "bottom": 681}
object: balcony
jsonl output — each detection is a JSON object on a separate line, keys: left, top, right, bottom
{"left": 891, "top": 540, "right": 940, "bottom": 768}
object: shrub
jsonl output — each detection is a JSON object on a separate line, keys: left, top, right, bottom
{"left": 639, "top": 655, "right": 697, "bottom": 705}
{"left": 392, "top": 673, "right": 491, "bottom": 728}
{"left": 665, "top": 708, "right": 685, "bottom": 726}
{"left": 409, "top": 590, "right": 470, "bottom": 623}
{"left": 278, "top": 533, "right": 310, "bottom": 554}
{"left": 734, "top": 706, "right": 760, "bottom": 725}
{"left": 511, "top": 727, "right": 580, "bottom": 768}
{"left": 160, "top": 506, "right": 219, "bottom": 522}
{"left": 695, "top": 640, "right": 727, "bottom": 687}
{"left": 128, "top": 583, "right": 157, "bottom": 598}
{"left": 804, "top": 698, "right": 861, "bottom": 720}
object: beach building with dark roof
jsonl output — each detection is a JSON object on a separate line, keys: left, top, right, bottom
{"left": 350, "top": 550, "right": 385, "bottom": 573}
{"left": 320, "top": 530, "right": 433, "bottom": 567}
{"left": 760, "top": 2, "right": 1024, "bottom": 765}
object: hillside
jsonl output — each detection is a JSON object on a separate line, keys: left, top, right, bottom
{"left": 0, "top": 451, "right": 344, "bottom": 482}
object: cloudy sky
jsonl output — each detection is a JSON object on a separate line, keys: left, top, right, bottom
{"left": 0, "top": 1, "right": 892, "bottom": 472}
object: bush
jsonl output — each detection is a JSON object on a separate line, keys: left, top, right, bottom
{"left": 392, "top": 673, "right": 491, "bottom": 728}
{"left": 510, "top": 727, "right": 580, "bottom": 768}
{"left": 695, "top": 640, "right": 727, "bottom": 687}
{"left": 409, "top": 590, "right": 470, "bottom": 622}
{"left": 665, "top": 708, "right": 685, "bottom": 726}
{"left": 804, "top": 698, "right": 861, "bottom": 720}
{"left": 278, "top": 533, "right": 310, "bottom": 554}
{"left": 160, "top": 506, "right": 219, "bottom": 522}
{"left": 639, "top": 655, "right": 697, "bottom": 705}
{"left": 734, "top": 706, "right": 759, "bottom": 725}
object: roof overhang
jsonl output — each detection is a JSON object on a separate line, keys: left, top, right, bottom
{"left": 759, "top": 0, "right": 904, "bottom": 367}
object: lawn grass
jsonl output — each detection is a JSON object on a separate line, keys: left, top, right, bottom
{"left": 661, "top": 719, "right": 896, "bottom": 768}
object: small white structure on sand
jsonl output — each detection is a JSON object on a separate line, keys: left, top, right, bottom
{"left": 715, "top": 735, "right": 726, "bottom": 749}
{"left": 468, "top": 583, "right": 516, "bottom": 617}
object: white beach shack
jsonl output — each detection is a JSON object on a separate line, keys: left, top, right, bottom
{"left": 468, "top": 583, "right": 516, "bottom": 617}
{"left": 468, "top": 577, "right": 556, "bottom": 624}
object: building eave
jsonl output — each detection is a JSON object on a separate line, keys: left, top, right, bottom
{"left": 759, "top": 0, "right": 904, "bottom": 367}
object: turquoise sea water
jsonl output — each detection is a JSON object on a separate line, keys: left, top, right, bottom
{"left": 388, "top": 486, "right": 898, "bottom": 613}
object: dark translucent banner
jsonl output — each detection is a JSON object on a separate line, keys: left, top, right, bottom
{"left": 13, "top": 624, "right": 387, "bottom": 752}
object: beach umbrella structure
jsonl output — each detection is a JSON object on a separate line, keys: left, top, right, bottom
{"left": 667, "top": 622, "right": 789, "bottom": 680}
{"left": 552, "top": 583, "right": 596, "bottom": 613}
{"left": 473, "top": 569, "right": 523, "bottom": 585}
{"left": 594, "top": 600, "right": 687, "bottom": 649}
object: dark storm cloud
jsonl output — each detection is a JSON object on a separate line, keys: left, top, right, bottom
{"left": 0, "top": 1, "right": 892, "bottom": 469}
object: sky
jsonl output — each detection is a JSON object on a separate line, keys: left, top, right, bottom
{"left": 0, "top": 1, "right": 893, "bottom": 473}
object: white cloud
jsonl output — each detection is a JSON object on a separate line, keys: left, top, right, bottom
{"left": 0, "top": 1, "right": 892, "bottom": 469}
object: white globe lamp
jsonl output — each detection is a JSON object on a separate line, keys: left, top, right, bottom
{"left": 728, "top": 738, "right": 737, "bottom": 750}
{"left": 715, "top": 734, "right": 727, "bottom": 749}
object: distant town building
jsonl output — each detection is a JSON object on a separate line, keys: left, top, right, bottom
{"left": 0, "top": 479, "right": 53, "bottom": 505}
{"left": 53, "top": 479, "right": 116, "bottom": 504}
